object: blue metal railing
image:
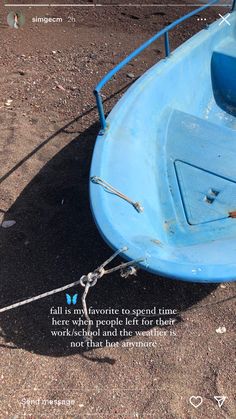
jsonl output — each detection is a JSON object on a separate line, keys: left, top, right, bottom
{"left": 94, "top": 0, "right": 235, "bottom": 133}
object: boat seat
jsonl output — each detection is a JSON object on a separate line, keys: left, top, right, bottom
{"left": 167, "top": 109, "right": 236, "bottom": 179}
{"left": 164, "top": 109, "right": 236, "bottom": 238}
{"left": 213, "top": 39, "right": 236, "bottom": 58}
{"left": 211, "top": 40, "right": 236, "bottom": 114}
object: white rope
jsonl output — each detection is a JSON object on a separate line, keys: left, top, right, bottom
{"left": 0, "top": 278, "right": 83, "bottom": 314}
{"left": 90, "top": 176, "right": 144, "bottom": 213}
{"left": 0, "top": 248, "right": 144, "bottom": 329}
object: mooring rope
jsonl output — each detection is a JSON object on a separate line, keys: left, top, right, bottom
{"left": 0, "top": 247, "right": 144, "bottom": 340}
{"left": 90, "top": 176, "right": 144, "bottom": 213}
{"left": 79, "top": 247, "right": 143, "bottom": 340}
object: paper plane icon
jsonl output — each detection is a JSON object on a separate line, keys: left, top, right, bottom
{"left": 214, "top": 396, "right": 227, "bottom": 407}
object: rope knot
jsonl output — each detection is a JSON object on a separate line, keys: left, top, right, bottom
{"left": 79, "top": 267, "right": 105, "bottom": 288}
{"left": 132, "top": 202, "right": 144, "bottom": 213}
{"left": 120, "top": 266, "right": 137, "bottom": 278}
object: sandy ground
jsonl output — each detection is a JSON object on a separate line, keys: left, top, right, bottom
{"left": 0, "top": 1, "right": 235, "bottom": 418}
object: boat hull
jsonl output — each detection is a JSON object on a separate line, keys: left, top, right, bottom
{"left": 90, "top": 12, "right": 236, "bottom": 283}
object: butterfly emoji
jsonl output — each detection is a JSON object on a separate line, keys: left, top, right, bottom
{"left": 66, "top": 293, "right": 78, "bottom": 305}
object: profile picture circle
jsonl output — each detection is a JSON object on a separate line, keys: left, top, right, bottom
{"left": 7, "top": 11, "right": 25, "bottom": 29}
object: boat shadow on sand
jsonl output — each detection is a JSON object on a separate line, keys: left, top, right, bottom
{"left": 0, "top": 118, "right": 218, "bottom": 360}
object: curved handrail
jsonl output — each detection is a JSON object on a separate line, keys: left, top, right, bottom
{"left": 94, "top": 0, "right": 234, "bottom": 133}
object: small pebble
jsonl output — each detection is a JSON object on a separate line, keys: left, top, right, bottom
{"left": 216, "top": 326, "right": 226, "bottom": 334}
{"left": 1, "top": 220, "right": 16, "bottom": 228}
{"left": 5, "top": 99, "right": 13, "bottom": 107}
{"left": 56, "top": 84, "right": 66, "bottom": 91}
{"left": 127, "top": 72, "right": 135, "bottom": 79}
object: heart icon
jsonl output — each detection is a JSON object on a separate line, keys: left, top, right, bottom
{"left": 189, "top": 396, "right": 203, "bottom": 408}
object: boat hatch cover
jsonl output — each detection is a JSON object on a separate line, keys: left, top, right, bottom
{"left": 175, "top": 161, "right": 236, "bottom": 225}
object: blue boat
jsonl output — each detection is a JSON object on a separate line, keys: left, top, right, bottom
{"left": 90, "top": 0, "right": 236, "bottom": 283}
